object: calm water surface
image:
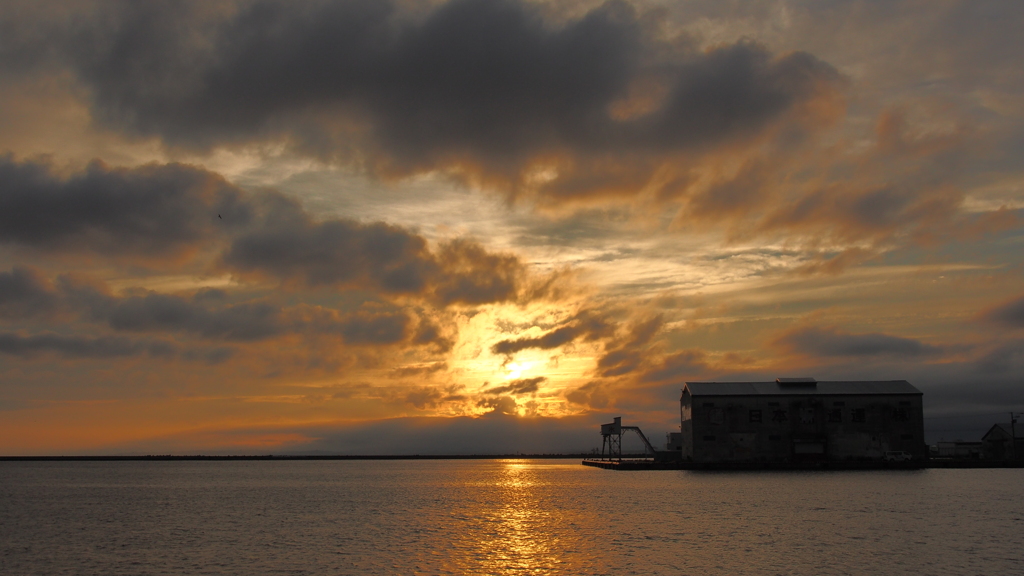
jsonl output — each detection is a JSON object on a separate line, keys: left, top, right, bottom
{"left": 1, "top": 460, "right": 1022, "bottom": 575}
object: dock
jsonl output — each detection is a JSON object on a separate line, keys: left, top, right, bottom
{"left": 582, "top": 459, "right": 1024, "bottom": 471}
{"left": 582, "top": 459, "right": 683, "bottom": 470}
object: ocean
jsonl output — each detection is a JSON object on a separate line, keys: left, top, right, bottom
{"left": 1, "top": 459, "right": 1022, "bottom": 575}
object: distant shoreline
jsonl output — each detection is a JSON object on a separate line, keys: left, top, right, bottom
{"left": 1, "top": 455, "right": 1021, "bottom": 469}
{"left": 0, "top": 453, "right": 598, "bottom": 461}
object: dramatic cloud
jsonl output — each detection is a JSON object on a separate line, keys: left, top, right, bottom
{"left": 71, "top": 287, "right": 283, "bottom": 341}
{"left": 50, "top": 272, "right": 437, "bottom": 347}
{"left": 8, "top": 0, "right": 994, "bottom": 261}
{"left": 491, "top": 310, "right": 614, "bottom": 355}
{"left": 0, "top": 155, "right": 249, "bottom": 257}
{"left": 595, "top": 313, "right": 663, "bottom": 377}
{"left": 1, "top": 0, "right": 1023, "bottom": 454}
{"left": 224, "top": 203, "right": 530, "bottom": 305}
{"left": 0, "top": 156, "right": 545, "bottom": 309}
{"left": 3, "top": 0, "right": 842, "bottom": 201}
{"left": 772, "top": 326, "right": 945, "bottom": 358}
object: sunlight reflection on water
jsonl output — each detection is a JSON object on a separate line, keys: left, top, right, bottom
{"left": 1, "top": 460, "right": 1022, "bottom": 575}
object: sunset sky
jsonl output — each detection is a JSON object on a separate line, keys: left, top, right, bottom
{"left": 1, "top": 0, "right": 1022, "bottom": 455}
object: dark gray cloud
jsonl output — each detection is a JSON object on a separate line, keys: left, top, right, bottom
{"left": 595, "top": 313, "right": 663, "bottom": 377}
{"left": 390, "top": 362, "right": 448, "bottom": 378}
{"left": 402, "top": 384, "right": 468, "bottom": 410}
{"left": 0, "top": 156, "right": 540, "bottom": 308}
{"left": 222, "top": 192, "right": 435, "bottom": 291}
{"left": 0, "top": 331, "right": 170, "bottom": 359}
{"left": 182, "top": 346, "right": 236, "bottom": 365}
{"left": 58, "top": 277, "right": 421, "bottom": 346}
{"left": 92, "top": 292, "right": 284, "bottom": 341}
{"left": 639, "top": 349, "right": 708, "bottom": 383}
{"left": 6, "top": 0, "right": 841, "bottom": 200}
{"left": 565, "top": 380, "right": 610, "bottom": 409}
{"left": 978, "top": 294, "right": 1024, "bottom": 328}
{"left": 0, "top": 155, "right": 250, "bottom": 257}
{"left": 476, "top": 395, "right": 519, "bottom": 416}
{"left": 223, "top": 197, "right": 530, "bottom": 305}
{"left": 491, "top": 310, "right": 614, "bottom": 355}
{"left": 430, "top": 239, "right": 524, "bottom": 305}
{"left": 3, "top": 267, "right": 440, "bottom": 350}
{"left": 757, "top": 182, "right": 964, "bottom": 245}
{"left": 331, "top": 310, "right": 411, "bottom": 345}
{"left": 483, "top": 376, "right": 545, "bottom": 396}
{"left": 0, "top": 330, "right": 234, "bottom": 364}
{"left": 490, "top": 324, "right": 583, "bottom": 355}
{"left": 0, "top": 266, "right": 59, "bottom": 318}
{"left": 773, "top": 326, "right": 945, "bottom": 358}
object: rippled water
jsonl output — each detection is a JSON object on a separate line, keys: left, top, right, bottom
{"left": 1, "top": 460, "right": 1022, "bottom": 575}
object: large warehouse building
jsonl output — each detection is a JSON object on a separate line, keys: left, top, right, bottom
{"left": 680, "top": 378, "right": 925, "bottom": 463}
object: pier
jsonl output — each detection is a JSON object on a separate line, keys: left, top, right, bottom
{"left": 581, "top": 458, "right": 1024, "bottom": 471}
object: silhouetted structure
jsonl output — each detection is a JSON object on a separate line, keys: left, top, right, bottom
{"left": 935, "top": 441, "right": 981, "bottom": 459}
{"left": 599, "top": 417, "right": 657, "bottom": 460}
{"left": 981, "top": 423, "right": 1024, "bottom": 461}
{"left": 680, "top": 378, "right": 926, "bottom": 464}
{"left": 665, "top": 432, "right": 682, "bottom": 452}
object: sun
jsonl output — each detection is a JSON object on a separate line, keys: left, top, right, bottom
{"left": 504, "top": 361, "right": 532, "bottom": 380}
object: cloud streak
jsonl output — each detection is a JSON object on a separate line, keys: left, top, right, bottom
{"left": 483, "top": 376, "right": 546, "bottom": 396}
{"left": 772, "top": 326, "right": 946, "bottom": 358}
{"left": 0, "top": 331, "right": 158, "bottom": 358}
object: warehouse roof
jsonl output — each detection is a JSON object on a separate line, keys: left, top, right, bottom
{"left": 683, "top": 379, "right": 921, "bottom": 396}
{"left": 983, "top": 423, "right": 1024, "bottom": 440}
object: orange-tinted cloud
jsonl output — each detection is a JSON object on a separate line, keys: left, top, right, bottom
{"left": 483, "top": 376, "right": 545, "bottom": 396}
{"left": 0, "top": 156, "right": 554, "bottom": 309}
{"left": 491, "top": 309, "right": 615, "bottom": 355}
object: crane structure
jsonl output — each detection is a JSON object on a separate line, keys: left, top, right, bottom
{"left": 599, "top": 417, "right": 657, "bottom": 460}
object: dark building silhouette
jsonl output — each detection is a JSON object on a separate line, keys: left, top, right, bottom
{"left": 981, "top": 423, "right": 1024, "bottom": 461}
{"left": 680, "top": 378, "right": 925, "bottom": 463}
{"left": 935, "top": 441, "right": 982, "bottom": 459}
